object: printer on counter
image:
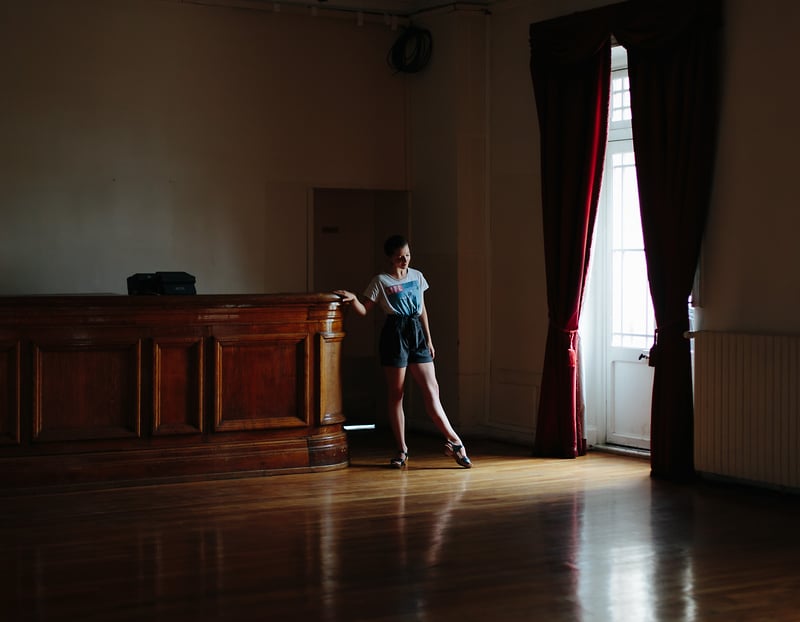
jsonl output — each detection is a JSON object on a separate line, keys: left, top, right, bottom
{"left": 127, "top": 271, "right": 196, "bottom": 295}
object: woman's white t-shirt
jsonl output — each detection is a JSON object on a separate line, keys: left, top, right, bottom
{"left": 363, "top": 268, "right": 429, "bottom": 317}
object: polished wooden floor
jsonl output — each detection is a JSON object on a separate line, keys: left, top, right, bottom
{"left": 3, "top": 430, "right": 800, "bottom": 621}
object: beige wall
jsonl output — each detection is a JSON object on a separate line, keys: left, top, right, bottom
{"left": 0, "top": 0, "right": 407, "bottom": 295}
{"left": 405, "top": 8, "right": 488, "bottom": 434}
{"left": 700, "top": 0, "right": 800, "bottom": 333}
{"left": 5, "top": 0, "right": 800, "bottom": 447}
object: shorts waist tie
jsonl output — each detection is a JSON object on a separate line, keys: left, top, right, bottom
{"left": 386, "top": 314, "right": 421, "bottom": 326}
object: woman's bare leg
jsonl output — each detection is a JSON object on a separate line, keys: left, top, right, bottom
{"left": 408, "top": 362, "right": 463, "bottom": 446}
{"left": 384, "top": 366, "right": 408, "bottom": 454}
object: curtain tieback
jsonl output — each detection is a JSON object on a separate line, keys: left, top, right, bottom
{"left": 649, "top": 317, "right": 691, "bottom": 368}
{"left": 550, "top": 320, "right": 579, "bottom": 367}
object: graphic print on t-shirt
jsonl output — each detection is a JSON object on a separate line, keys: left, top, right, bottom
{"left": 385, "top": 279, "right": 420, "bottom": 316}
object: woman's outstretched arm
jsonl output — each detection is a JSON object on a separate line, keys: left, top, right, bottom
{"left": 333, "top": 290, "right": 374, "bottom": 317}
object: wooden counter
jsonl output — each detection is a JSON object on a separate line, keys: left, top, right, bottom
{"left": 0, "top": 294, "right": 348, "bottom": 490}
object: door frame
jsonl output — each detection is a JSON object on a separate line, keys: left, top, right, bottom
{"left": 308, "top": 186, "right": 410, "bottom": 428}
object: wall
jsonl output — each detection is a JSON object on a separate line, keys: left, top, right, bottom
{"left": 0, "top": 0, "right": 407, "bottom": 295}
{"left": 406, "top": 7, "right": 488, "bottom": 435}
{"left": 700, "top": 0, "right": 800, "bottom": 333}
{"left": 405, "top": 10, "right": 459, "bottom": 432}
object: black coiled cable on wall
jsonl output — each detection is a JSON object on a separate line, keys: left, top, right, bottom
{"left": 387, "top": 25, "right": 433, "bottom": 74}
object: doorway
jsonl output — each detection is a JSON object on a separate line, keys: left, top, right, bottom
{"left": 311, "top": 188, "right": 409, "bottom": 429}
{"left": 582, "top": 145, "right": 655, "bottom": 451}
{"left": 582, "top": 47, "right": 654, "bottom": 451}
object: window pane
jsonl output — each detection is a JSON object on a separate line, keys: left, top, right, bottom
{"left": 610, "top": 147, "right": 655, "bottom": 350}
{"left": 611, "top": 152, "right": 640, "bottom": 250}
{"left": 610, "top": 74, "right": 631, "bottom": 123}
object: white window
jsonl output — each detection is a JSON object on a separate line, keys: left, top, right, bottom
{"left": 609, "top": 65, "right": 631, "bottom": 125}
{"left": 606, "top": 48, "right": 655, "bottom": 349}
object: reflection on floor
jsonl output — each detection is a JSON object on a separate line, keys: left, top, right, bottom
{"left": 3, "top": 429, "right": 800, "bottom": 621}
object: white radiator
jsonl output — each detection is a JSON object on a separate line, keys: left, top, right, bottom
{"left": 693, "top": 331, "right": 800, "bottom": 490}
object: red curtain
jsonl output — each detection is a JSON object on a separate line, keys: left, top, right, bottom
{"left": 615, "top": 0, "right": 722, "bottom": 479}
{"left": 529, "top": 0, "right": 722, "bottom": 476}
{"left": 530, "top": 12, "right": 611, "bottom": 458}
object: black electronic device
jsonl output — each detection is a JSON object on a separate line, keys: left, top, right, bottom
{"left": 127, "top": 272, "right": 196, "bottom": 295}
{"left": 127, "top": 273, "right": 159, "bottom": 295}
{"left": 156, "top": 271, "right": 196, "bottom": 295}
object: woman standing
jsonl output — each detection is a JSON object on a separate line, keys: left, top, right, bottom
{"left": 334, "top": 235, "right": 471, "bottom": 469}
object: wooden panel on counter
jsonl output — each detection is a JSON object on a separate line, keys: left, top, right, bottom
{"left": 213, "top": 333, "right": 309, "bottom": 431}
{"left": 0, "top": 340, "right": 20, "bottom": 445}
{"left": 0, "top": 294, "right": 348, "bottom": 490}
{"left": 32, "top": 335, "right": 143, "bottom": 443}
{"left": 152, "top": 336, "right": 204, "bottom": 435}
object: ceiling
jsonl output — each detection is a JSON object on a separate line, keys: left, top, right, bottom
{"left": 180, "top": 0, "right": 491, "bottom": 19}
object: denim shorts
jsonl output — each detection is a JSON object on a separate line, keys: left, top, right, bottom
{"left": 379, "top": 315, "right": 434, "bottom": 367}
